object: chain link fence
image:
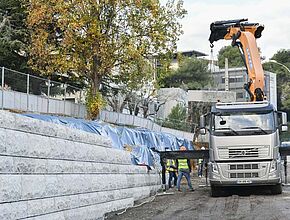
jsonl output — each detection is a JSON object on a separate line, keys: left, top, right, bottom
{"left": 0, "top": 67, "right": 87, "bottom": 118}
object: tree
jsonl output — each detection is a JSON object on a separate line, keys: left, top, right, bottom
{"left": 217, "top": 45, "right": 244, "bottom": 68}
{"left": 0, "top": 0, "right": 29, "bottom": 72}
{"left": 163, "top": 103, "right": 189, "bottom": 131}
{"left": 103, "top": 58, "right": 155, "bottom": 113}
{"left": 27, "top": 0, "right": 186, "bottom": 118}
{"left": 160, "top": 56, "right": 212, "bottom": 90}
{"left": 263, "top": 49, "right": 290, "bottom": 112}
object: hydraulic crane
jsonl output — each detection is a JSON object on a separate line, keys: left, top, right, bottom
{"left": 209, "top": 18, "right": 265, "bottom": 101}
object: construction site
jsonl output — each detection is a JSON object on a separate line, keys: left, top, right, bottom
{"left": 1, "top": 1, "right": 290, "bottom": 219}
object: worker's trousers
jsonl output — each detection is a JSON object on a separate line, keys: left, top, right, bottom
{"left": 168, "top": 171, "right": 177, "bottom": 188}
{"left": 177, "top": 171, "right": 193, "bottom": 190}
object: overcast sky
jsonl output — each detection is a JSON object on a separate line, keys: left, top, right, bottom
{"left": 177, "top": 0, "right": 290, "bottom": 60}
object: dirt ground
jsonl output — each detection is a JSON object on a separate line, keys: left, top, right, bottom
{"left": 106, "top": 172, "right": 290, "bottom": 220}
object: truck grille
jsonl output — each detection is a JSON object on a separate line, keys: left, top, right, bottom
{"left": 229, "top": 148, "right": 258, "bottom": 158}
{"left": 230, "top": 172, "right": 259, "bottom": 178}
{"left": 218, "top": 145, "right": 269, "bottom": 159}
{"left": 229, "top": 164, "right": 259, "bottom": 170}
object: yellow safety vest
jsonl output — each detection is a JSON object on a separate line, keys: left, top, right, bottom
{"left": 178, "top": 159, "right": 189, "bottom": 170}
{"left": 166, "top": 159, "right": 176, "bottom": 172}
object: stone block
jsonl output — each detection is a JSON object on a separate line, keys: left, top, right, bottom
{"left": 0, "top": 156, "right": 13, "bottom": 173}
{"left": 6, "top": 130, "right": 30, "bottom": 157}
{"left": 13, "top": 157, "right": 47, "bottom": 174}
{"left": 22, "top": 175, "right": 46, "bottom": 199}
{"left": 41, "top": 197, "right": 56, "bottom": 214}
{"left": 45, "top": 175, "right": 59, "bottom": 197}
{"left": 55, "top": 194, "right": 79, "bottom": 211}
{"left": 27, "top": 199, "right": 43, "bottom": 217}
{"left": 11, "top": 200, "right": 28, "bottom": 219}
{"left": 28, "top": 212, "right": 65, "bottom": 220}
{"left": 0, "top": 175, "right": 21, "bottom": 202}
{"left": 0, "top": 128, "right": 7, "bottom": 153}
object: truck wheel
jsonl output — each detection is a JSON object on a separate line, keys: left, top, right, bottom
{"left": 211, "top": 186, "right": 223, "bottom": 197}
{"left": 271, "top": 183, "right": 282, "bottom": 195}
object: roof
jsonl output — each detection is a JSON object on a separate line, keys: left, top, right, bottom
{"left": 172, "top": 50, "right": 207, "bottom": 59}
{"left": 211, "top": 101, "right": 275, "bottom": 113}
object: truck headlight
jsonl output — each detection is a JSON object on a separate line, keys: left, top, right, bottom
{"left": 212, "top": 162, "right": 219, "bottom": 173}
{"left": 270, "top": 160, "right": 277, "bottom": 172}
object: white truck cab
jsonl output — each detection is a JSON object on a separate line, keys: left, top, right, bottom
{"left": 200, "top": 101, "right": 288, "bottom": 196}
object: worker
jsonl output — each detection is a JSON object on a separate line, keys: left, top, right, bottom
{"left": 166, "top": 158, "right": 177, "bottom": 188}
{"left": 198, "top": 147, "right": 206, "bottom": 177}
{"left": 176, "top": 146, "right": 194, "bottom": 191}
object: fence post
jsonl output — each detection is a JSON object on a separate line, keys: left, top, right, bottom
{"left": 1, "top": 67, "right": 4, "bottom": 110}
{"left": 63, "top": 83, "right": 67, "bottom": 115}
{"left": 47, "top": 78, "right": 50, "bottom": 113}
{"left": 26, "top": 74, "right": 30, "bottom": 111}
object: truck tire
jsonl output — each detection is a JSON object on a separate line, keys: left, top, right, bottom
{"left": 211, "top": 186, "right": 224, "bottom": 197}
{"left": 271, "top": 183, "right": 282, "bottom": 195}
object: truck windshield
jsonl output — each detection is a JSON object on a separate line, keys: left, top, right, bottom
{"left": 212, "top": 111, "right": 275, "bottom": 136}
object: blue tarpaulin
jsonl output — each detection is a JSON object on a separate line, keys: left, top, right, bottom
{"left": 21, "top": 113, "right": 194, "bottom": 168}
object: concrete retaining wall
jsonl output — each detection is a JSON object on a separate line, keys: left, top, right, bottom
{"left": 0, "top": 110, "right": 161, "bottom": 219}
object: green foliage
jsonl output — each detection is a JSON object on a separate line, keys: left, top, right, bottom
{"left": 162, "top": 104, "right": 190, "bottom": 131}
{"left": 263, "top": 49, "right": 290, "bottom": 112}
{"left": 85, "top": 89, "right": 106, "bottom": 119}
{"left": 160, "top": 56, "right": 212, "bottom": 90}
{"left": 27, "top": 0, "right": 186, "bottom": 97}
{"left": 0, "top": 0, "right": 29, "bottom": 72}
{"left": 217, "top": 46, "right": 244, "bottom": 68}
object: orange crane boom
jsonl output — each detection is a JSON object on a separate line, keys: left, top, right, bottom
{"left": 209, "top": 18, "right": 265, "bottom": 101}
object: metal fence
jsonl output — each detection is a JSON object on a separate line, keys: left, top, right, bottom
{"left": 99, "top": 110, "right": 195, "bottom": 140}
{"left": 0, "top": 67, "right": 87, "bottom": 118}
{"left": 1, "top": 67, "right": 196, "bottom": 139}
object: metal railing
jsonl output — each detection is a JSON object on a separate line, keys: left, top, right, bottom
{"left": 0, "top": 67, "right": 87, "bottom": 118}
{"left": 1, "top": 67, "right": 196, "bottom": 140}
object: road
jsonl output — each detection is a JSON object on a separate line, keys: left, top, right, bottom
{"left": 106, "top": 163, "right": 290, "bottom": 220}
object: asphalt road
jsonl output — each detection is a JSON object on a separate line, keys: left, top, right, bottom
{"left": 106, "top": 164, "right": 290, "bottom": 220}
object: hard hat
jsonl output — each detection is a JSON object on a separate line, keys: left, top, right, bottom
{"left": 180, "top": 146, "right": 187, "bottom": 151}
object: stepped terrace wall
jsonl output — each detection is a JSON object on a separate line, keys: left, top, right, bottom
{"left": 0, "top": 110, "right": 161, "bottom": 220}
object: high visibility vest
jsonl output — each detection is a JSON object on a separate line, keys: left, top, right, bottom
{"left": 178, "top": 159, "right": 189, "bottom": 170}
{"left": 166, "top": 159, "right": 176, "bottom": 172}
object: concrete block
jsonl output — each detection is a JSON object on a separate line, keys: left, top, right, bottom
{"left": 55, "top": 194, "right": 79, "bottom": 211}
{"left": 6, "top": 130, "right": 30, "bottom": 157}
{"left": 45, "top": 175, "right": 59, "bottom": 197}
{"left": 49, "top": 138, "right": 67, "bottom": 159}
{"left": 0, "top": 110, "right": 15, "bottom": 129}
{"left": 0, "top": 156, "right": 13, "bottom": 173}
{"left": 28, "top": 212, "right": 65, "bottom": 220}
{"left": 0, "top": 203, "right": 15, "bottom": 220}
{"left": 41, "top": 197, "right": 56, "bottom": 214}
{"left": 13, "top": 157, "right": 47, "bottom": 174}
{"left": 28, "top": 135, "right": 51, "bottom": 158}
{"left": 11, "top": 200, "right": 29, "bottom": 219}
{"left": 0, "top": 175, "right": 21, "bottom": 202}
{"left": 22, "top": 175, "right": 46, "bottom": 199}
{"left": 0, "top": 128, "right": 7, "bottom": 153}
{"left": 27, "top": 199, "right": 43, "bottom": 217}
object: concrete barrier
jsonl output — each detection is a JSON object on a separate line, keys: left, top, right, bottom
{"left": 0, "top": 110, "right": 161, "bottom": 219}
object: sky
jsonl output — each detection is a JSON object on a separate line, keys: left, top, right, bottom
{"left": 176, "top": 0, "right": 290, "bottom": 60}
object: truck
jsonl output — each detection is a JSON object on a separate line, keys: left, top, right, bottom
{"left": 200, "top": 19, "right": 288, "bottom": 196}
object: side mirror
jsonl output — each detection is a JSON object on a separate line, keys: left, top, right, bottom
{"left": 282, "top": 112, "right": 288, "bottom": 124}
{"left": 277, "top": 111, "right": 288, "bottom": 132}
{"left": 200, "top": 115, "right": 205, "bottom": 128}
{"left": 281, "top": 112, "right": 288, "bottom": 132}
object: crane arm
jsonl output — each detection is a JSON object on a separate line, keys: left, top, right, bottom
{"left": 209, "top": 18, "right": 265, "bottom": 101}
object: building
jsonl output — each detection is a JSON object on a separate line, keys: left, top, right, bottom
{"left": 169, "top": 50, "right": 207, "bottom": 70}
{"left": 212, "top": 67, "right": 277, "bottom": 108}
